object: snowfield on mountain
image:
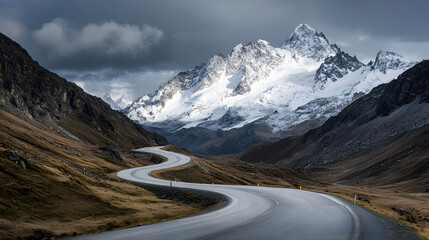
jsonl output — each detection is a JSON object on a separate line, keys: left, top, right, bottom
{"left": 124, "top": 24, "right": 416, "bottom": 136}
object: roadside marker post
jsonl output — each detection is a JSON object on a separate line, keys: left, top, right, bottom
{"left": 354, "top": 194, "right": 357, "bottom": 205}
{"left": 257, "top": 183, "right": 259, "bottom": 187}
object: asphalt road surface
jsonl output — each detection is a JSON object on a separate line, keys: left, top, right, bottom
{"left": 71, "top": 146, "right": 418, "bottom": 240}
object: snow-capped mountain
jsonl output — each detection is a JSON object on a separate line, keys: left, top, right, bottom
{"left": 314, "top": 50, "right": 364, "bottom": 89}
{"left": 281, "top": 24, "right": 338, "bottom": 61}
{"left": 102, "top": 93, "right": 132, "bottom": 110}
{"left": 115, "top": 95, "right": 132, "bottom": 109}
{"left": 124, "top": 24, "right": 417, "bottom": 154}
{"left": 371, "top": 51, "right": 413, "bottom": 74}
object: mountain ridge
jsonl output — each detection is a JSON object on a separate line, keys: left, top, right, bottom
{"left": 122, "top": 24, "right": 417, "bottom": 155}
{"left": 102, "top": 93, "right": 132, "bottom": 110}
{"left": 281, "top": 23, "right": 338, "bottom": 61}
{"left": 0, "top": 32, "right": 167, "bottom": 149}
{"left": 238, "top": 60, "right": 429, "bottom": 190}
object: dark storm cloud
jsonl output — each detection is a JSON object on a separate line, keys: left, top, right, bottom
{"left": 0, "top": 0, "right": 428, "bottom": 98}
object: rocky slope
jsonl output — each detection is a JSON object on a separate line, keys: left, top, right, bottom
{"left": 0, "top": 32, "right": 193, "bottom": 239}
{"left": 239, "top": 60, "right": 429, "bottom": 190}
{"left": 123, "top": 24, "right": 416, "bottom": 155}
{"left": 0, "top": 33, "right": 167, "bottom": 149}
{"left": 0, "top": 102, "right": 197, "bottom": 239}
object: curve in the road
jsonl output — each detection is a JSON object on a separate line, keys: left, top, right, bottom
{"left": 71, "top": 146, "right": 411, "bottom": 240}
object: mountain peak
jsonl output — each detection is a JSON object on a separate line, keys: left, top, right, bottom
{"left": 101, "top": 93, "right": 132, "bottom": 110}
{"left": 282, "top": 24, "right": 337, "bottom": 61}
{"left": 372, "top": 51, "right": 415, "bottom": 74}
{"left": 375, "top": 50, "right": 403, "bottom": 60}
{"left": 315, "top": 50, "right": 364, "bottom": 88}
{"left": 102, "top": 92, "right": 120, "bottom": 110}
{"left": 103, "top": 92, "right": 113, "bottom": 99}
{"left": 293, "top": 23, "right": 316, "bottom": 34}
{"left": 256, "top": 39, "right": 270, "bottom": 45}
{"left": 231, "top": 39, "right": 272, "bottom": 54}
{"left": 116, "top": 95, "right": 132, "bottom": 109}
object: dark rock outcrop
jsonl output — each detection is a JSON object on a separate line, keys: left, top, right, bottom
{"left": 6, "top": 150, "right": 27, "bottom": 170}
{"left": 315, "top": 50, "right": 364, "bottom": 87}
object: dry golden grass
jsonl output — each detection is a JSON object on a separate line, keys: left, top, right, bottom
{"left": 0, "top": 109, "right": 204, "bottom": 239}
{"left": 2, "top": 109, "right": 425, "bottom": 239}
{"left": 157, "top": 146, "right": 429, "bottom": 239}
{"left": 154, "top": 146, "right": 313, "bottom": 188}
{"left": 299, "top": 184, "right": 429, "bottom": 239}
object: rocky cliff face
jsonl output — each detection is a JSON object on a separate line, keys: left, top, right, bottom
{"left": 0, "top": 33, "right": 167, "bottom": 149}
{"left": 315, "top": 51, "right": 364, "bottom": 89}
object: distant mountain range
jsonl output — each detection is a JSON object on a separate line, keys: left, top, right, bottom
{"left": 239, "top": 60, "right": 429, "bottom": 191}
{"left": 102, "top": 93, "right": 132, "bottom": 111}
{"left": 117, "top": 24, "right": 417, "bottom": 155}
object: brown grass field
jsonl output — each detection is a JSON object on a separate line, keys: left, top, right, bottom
{"left": 154, "top": 145, "right": 314, "bottom": 188}
{"left": 307, "top": 185, "right": 429, "bottom": 239}
{"left": 1, "top": 108, "right": 427, "bottom": 239}
{"left": 0, "top": 109, "right": 204, "bottom": 239}
{"left": 157, "top": 146, "right": 429, "bottom": 239}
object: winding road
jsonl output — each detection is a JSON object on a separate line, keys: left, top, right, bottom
{"left": 71, "top": 146, "right": 414, "bottom": 240}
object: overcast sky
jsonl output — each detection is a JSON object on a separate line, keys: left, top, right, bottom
{"left": 1, "top": 0, "right": 428, "bottom": 101}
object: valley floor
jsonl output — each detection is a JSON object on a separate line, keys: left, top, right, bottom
{"left": 0, "top": 110, "right": 208, "bottom": 239}
{"left": 154, "top": 146, "right": 429, "bottom": 239}
{"left": 1, "top": 109, "right": 426, "bottom": 239}
{"left": 0, "top": 109, "right": 312, "bottom": 239}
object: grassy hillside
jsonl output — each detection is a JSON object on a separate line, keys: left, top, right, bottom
{"left": 154, "top": 146, "right": 314, "bottom": 191}
{"left": 0, "top": 32, "right": 167, "bottom": 149}
{"left": 157, "top": 146, "right": 429, "bottom": 239}
{"left": 0, "top": 109, "right": 203, "bottom": 239}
